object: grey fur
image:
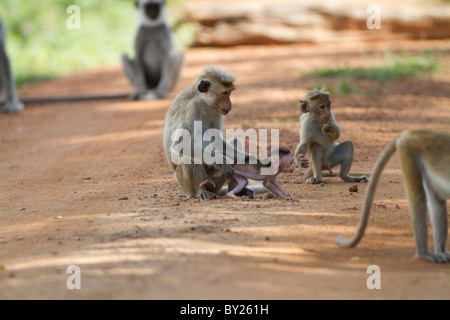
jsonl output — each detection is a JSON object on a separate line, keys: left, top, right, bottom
{"left": 122, "top": 0, "right": 184, "bottom": 100}
{"left": 0, "top": 16, "right": 23, "bottom": 113}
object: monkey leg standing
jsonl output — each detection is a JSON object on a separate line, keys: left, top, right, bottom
{"left": 335, "top": 129, "right": 450, "bottom": 263}
{"left": 0, "top": 16, "right": 23, "bottom": 113}
{"left": 398, "top": 135, "right": 449, "bottom": 262}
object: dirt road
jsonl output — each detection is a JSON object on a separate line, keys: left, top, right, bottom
{"left": 1, "top": 39, "right": 449, "bottom": 299}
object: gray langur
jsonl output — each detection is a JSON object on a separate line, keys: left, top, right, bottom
{"left": 122, "top": 0, "right": 184, "bottom": 100}
{"left": 0, "top": 15, "right": 23, "bottom": 113}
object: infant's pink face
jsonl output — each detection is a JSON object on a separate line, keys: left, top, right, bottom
{"left": 280, "top": 154, "right": 295, "bottom": 174}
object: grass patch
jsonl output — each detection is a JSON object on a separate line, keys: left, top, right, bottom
{"left": 240, "top": 120, "right": 257, "bottom": 129}
{"left": 303, "top": 56, "right": 439, "bottom": 82}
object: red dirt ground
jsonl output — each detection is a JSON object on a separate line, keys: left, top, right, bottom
{"left": 0, "top": 39, "right": 449, "bottom": 299}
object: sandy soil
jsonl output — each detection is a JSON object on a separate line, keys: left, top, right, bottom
{"left": 0, "top": 39, "right": 449, "bottom": 300}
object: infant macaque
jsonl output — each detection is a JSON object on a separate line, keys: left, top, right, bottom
{"left": 200, "top": 147, "right": 296, "bottom": 200}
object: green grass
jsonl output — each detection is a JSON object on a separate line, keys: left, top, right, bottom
{"left": 303, "top": 56, "right": 439, "bottom": 82}
{"left": 1, "top": 0, "right": 192, "bottom": 86}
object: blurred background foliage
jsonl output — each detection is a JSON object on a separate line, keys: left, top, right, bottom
{"left": 0, "top": 0, "right": 193, "bottom": 86}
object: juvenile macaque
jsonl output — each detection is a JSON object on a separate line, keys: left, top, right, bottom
{"left": 335, "top": 129, "right": 450, "bottom": 263}
{"left": 294, "top": 89, "right": 368, "bottom": 184}
{"left": 200, "top": 147, "right": 296, "bottom": 200}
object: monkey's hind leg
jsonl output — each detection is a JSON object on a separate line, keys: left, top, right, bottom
{"left": 154, "top": 52, "right": 184, "bottom": 99}
{"left": 0, "top": 44, "right": 23, "bottom": 113}
{"left": 227, "top": 174, "right": 250, "bottom": 200}
{"left": 424, "top": 181, "right": 450, "bottom": 262}
{"left": 329, "top": 140, "right": 368, "bottom": 183}
{"left": 305, "top": 143, "right": 324, "bottom": 184}
{"left": 398, "top": 143, "right": 445, "bottom": 262}
{"left": 175, "top": 163, "right": 217, "bottom": 200}
{"left": 121, "top": 53, "right": 141, "bottom": 100}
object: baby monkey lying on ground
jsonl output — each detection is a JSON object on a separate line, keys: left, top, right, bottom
{"left": 200, "top": 147, "right": 296, "bottom": 200}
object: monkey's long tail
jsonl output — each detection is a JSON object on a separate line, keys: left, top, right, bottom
{"left": 334, "top": 135, "right": 399, "bottom": 248}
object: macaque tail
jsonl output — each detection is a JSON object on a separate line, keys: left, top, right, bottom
{"left": 334, "top": 136, "right": 398, "bottom": 247}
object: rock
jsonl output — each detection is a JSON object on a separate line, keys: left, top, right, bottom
{"left": 183, "top": 1, "right": 450, "bottom": 47}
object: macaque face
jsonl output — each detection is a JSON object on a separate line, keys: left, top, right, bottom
{"left": 300, "top": 95, "right": 332, "bottom": 123}
{"left": 279, "top": 154, "right": 295, "bottom": 174}
{"left": 312, "top": 98, "right": 331, "bottom": 122}
{"left": 198, "top": 80, "right": 234, "bottom": 116}
{"left": 216, "top": 89, "right": 233, "bottom": 115}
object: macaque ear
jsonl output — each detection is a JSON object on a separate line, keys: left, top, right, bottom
{"left": 198, "top": 80, "right": 211, "bottom": 93}
{"left": 271, "top": 157, "right": 280, "bottom": 168}
{"left": 300, "top": 100, "right": 309, "bottom": 113}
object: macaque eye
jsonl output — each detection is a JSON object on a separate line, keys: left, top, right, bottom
{"left": 319, "top": 105, "right": 326, "bottom": 110}
{"left": 223, "top": 91, "right": 230, "bottom": 97}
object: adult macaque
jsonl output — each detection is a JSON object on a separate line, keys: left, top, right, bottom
{"left": 163, "top": 66, "right": 254, "bottom": 199}
{"left": 335, "top": 129, "right": 450, "bottom": 263}
{"left": 294, "top": 89, "right": 368, "bottom": 184}
{"left": 122, "top": 0, "right": 184, "bottom": 100}
{"left": 0, "top": 16, "right": 23, "bottom": 113}
{"left": 200, "top": 147, "right": 296, "bottom": 200}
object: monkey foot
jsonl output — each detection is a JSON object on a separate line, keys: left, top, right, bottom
{"left": 306, "top": 177, "right": 323, "bottom": 184}
{"left": 142, "top": 90, "right": 159, "bottom": 100}
{"left": 416, "top": 252, "right": 450, "bottom": 263}
{"left": 344, "top": 176, "right": 369, "bottom": 183}
{"left": 226, "top": 192, "right": 248, "bottom": 200}
{"left": 199, "top": 191, "right": 218, "bottom": 200}
{"left": 2, "top": 100, "right": 24, "bottom": 113}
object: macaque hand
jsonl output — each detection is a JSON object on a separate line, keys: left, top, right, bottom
{"left": 199, "top": 177, "right": 216, "bottom": 188}
{"left": 322, "top": 122, "right": 334, "bottom": 134}
{"left": 295, "top": 154, "right": 309, "bottom": 168}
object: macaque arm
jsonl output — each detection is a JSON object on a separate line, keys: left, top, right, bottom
{"left": 0, "top": 42, "right": 13, "bottom": 100}
{"left": 133, "top": 36, "right": 148, "bottom": 94}
{"left": 154, "top": 49, "right": 170, "bottom": 97}
{"left": 325, "top": 114, "right": 341, "bottom": 140}
{"left": 263, "top": 176, "right": 294, "bottom": 200}
{"left": 294, "top": 142, "right": 308, "bottom": 157}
